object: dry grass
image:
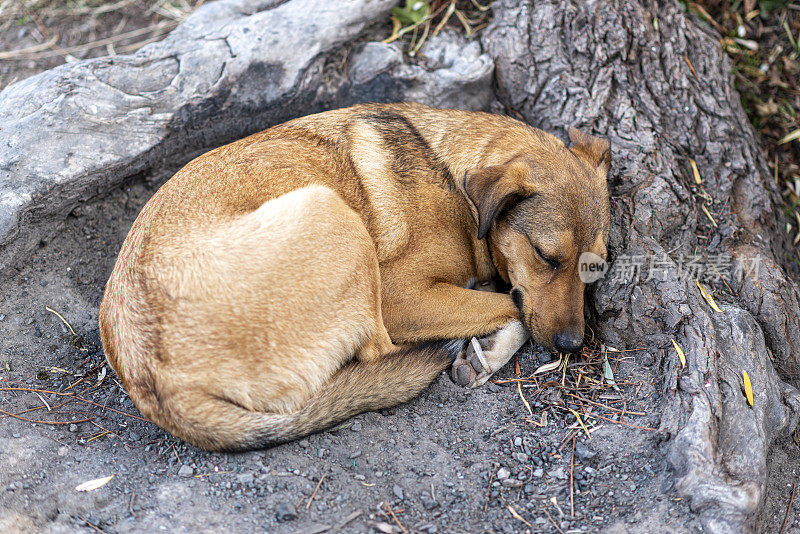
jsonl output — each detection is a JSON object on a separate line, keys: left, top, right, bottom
{"left": 0, "top": 0, "right": 202, "bottom": 88}
{"left": 689, "top": 1, "right": 800, "bottom": 263}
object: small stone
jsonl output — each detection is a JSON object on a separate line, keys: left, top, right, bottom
{"left": 496, "top": 467, "right": 510, "bottom": 480}
{"left": 58, "top": 446, "right": 69, "bottom": 456}
{"left": 513, "top": 437, "right": 523, "bottom": 447}
{"left": 393, "top": 484, "right": 404, "bottom": 500}
{"left": 513, "top": 452, "right": 528, "bottom": 463}
{"left": 349, "top": 450, "right": 362, "bottom": 459}
{"left": 275, "top": 502, "right": 297, "bottom": 522}
{"left": 575, "top": 442, "right": 597, "bottom": 462}
{"left": 237, "top": 473, "right": 254, "bottom": 484}
{"left": 350, "top": 421, "right": 362, "bottom": 432}
{"left": 487, "top": 383, "right": 500, "bottom": 393}
{"left": 178, "top": 465, "right": 194, "bottom": 478}
{"left": 68, "top": 424, "right": 78, "bottom": 433}
{"left": 501, "top": 479, "right": 523, "bottom": 488}
{"left": 298, "top": 439, "right": 309, "bottom": 448}
{"left": 421, "top": 495, "right": 439, "bottom": 510}
{"left": 551, "top": 467, "right": 567, "bottom": 480}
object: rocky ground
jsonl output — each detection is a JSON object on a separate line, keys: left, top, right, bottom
{"left": 0, "top": 169, "right": 688, "bottom": 533}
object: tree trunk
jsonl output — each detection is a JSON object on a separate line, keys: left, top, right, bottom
{"left": 483, "top": 1, "right": 800, "bottom": 532}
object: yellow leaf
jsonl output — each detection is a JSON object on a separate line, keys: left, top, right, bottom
{"left": 778, "top": 129, "right": 800, "bottom": 145}
{"left": 696, "top": 280, "right": 723, "bottom": 312}
{"left": 566, "top": 407, "right": 591, "bottom": 438}
{"left": 690, "top": 159, "right": 702, "bottom": 184}
{"left": 671, "top": 338, "right": 686, "bottom": 368}
{"left": 701, "top": 204, "right": 718, "bottom": 227}
{"left": 75, "top": 474, "right": 115, "bottom": 492}
{"left": 742, "top": 370, "right": 754, "bottom": 407}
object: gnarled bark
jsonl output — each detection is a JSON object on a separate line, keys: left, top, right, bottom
{"left": 483, "top": 1, "right": 800, "bottom": 532}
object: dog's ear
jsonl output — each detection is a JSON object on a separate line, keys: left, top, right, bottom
{"left": 463, "top": 161, "right": 537, "bottom": 240}
{"left": 568, "top": 127, "right": 610, "bottom": 175}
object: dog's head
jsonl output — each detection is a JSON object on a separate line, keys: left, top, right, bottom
{"left": 463, "top": 127, "right": 611, "bottom": 353}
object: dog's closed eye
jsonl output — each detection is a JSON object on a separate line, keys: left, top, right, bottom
{"left": 534, "top": 246, "right": 560, "bottom": 269}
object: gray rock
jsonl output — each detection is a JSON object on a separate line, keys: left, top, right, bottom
{"left": 236, "top": 473, "right": 254, "bottom": 484}
{"left": 574, "top": 442, "right": 597, "bottom": 462}
{"left": 177, "top": 465, "right": 194, "bottom": 478}
{"left": 420, "top": 494, "right": 439, "bottom": 510}
{"left": 392, "top": 484, "right": 404, "bottom": 501}
{"left": 496, "top": 467, "right": 510, "bottom": 480}
{"left": 0, "top": 0, "right": 495, "bottom": 271}
{"left": 275, "top": 502, "right": 297, "bottom": 522}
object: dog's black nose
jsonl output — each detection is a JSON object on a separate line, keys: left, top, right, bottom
{"left": 553, "top": 332, "right": 583, "bottom": 353}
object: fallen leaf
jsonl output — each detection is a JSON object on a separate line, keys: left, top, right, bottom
{"left": 742, "top": 370, "right": 754, "bottom": 407}
{"left": 603, "top": 353, "right": 621, "bottom": 392}
{"left": 534, "top": 355, "right": 562, "bottom": 375}
{"left": 671, "top": 338, "right": 686, "bottom": 368}
{"left": 690, "top": 159, "right": 702, "bottom": 184}
{"left": 779, "top": 129, "right": 800, "bottom": 145}
{"left": 75, "top": 474, "right": 115, "bottom": 492}
{"left": 696, "top": 280, "right": 723, "bottom": 312}
{"left": 701, "top": 204, "right": 718, "bottom": 227}
{"left": 566, "top": 407, "right": 590, "bottom": 438}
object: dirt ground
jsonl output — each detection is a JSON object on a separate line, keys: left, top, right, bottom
{"left": 1, "top": 1, "right": 799, "bottom": 533}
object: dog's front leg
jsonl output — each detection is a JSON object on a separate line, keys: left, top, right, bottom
{"left": 384, "top": 282, "right": 520, "bottom": 342}
{"left": 383, "top": 282, "right": 529, "bottom": 387}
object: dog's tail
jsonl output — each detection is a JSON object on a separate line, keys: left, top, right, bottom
{"left": 175, "top": 340, "right": 463, "bottom": 452}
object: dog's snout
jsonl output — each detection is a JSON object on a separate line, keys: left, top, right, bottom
{"left": 553, "top": 331, "right": 583, "bottom": 353}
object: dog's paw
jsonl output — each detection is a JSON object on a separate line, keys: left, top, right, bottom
{"left": 451, "top": 336, "right": 492, "bottom": 387}
{"left": 450, "top": 320, "right": 529, "bottom": 388}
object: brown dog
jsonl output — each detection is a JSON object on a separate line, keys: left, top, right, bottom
{"left": 99, "top": 103, "right": 610, "bottom": 451}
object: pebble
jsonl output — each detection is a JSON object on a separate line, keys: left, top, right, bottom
{"left": 392, "top": 484, "right": 404, "bottom": 500}
{"left": 68, "top": 424, "right": 78, "bottom": 433}
{"left": 501, "top": 479, "right": 523, "bottom": 488}
{"left": 350, "top": 421, "right": 362, "bottom": 432}
{"left": 575, "top": 442, "right": 598, "bottom": 462}
{"left": 237, "top": 473, "right": 254, "bottom": 484}
{"left": 551, "top": 467, "right": 567, "bottom": 480}
{"left": 275, "top": 502, "right": 297, "bottom": 522}
{"left": 421, "top": 495, "right": 439, "bottom": 510}
{"left": 496, "top": 467, "right": 510, "bottom": 480}
{"left": 349, "top": 450, "right": 362, "bottom": 459}
{"left": 513, "top": 437, "right": 523, "bottom": 447}
{"left": 178, "top": 465, "right": 194, "bottom": 478}
{"left": 533, "top": 468, "right": 544, "bottom": 478}
{"left": 513, "top": 452, "right": 528, "bottom": 463}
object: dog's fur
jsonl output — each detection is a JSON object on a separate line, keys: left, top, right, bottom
{"left": 99, "top": 103, "right": 610, "bottom": 451}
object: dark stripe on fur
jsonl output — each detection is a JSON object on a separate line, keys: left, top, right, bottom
{"left": 363, "top": 110, "right": 456, "bottom": 191}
